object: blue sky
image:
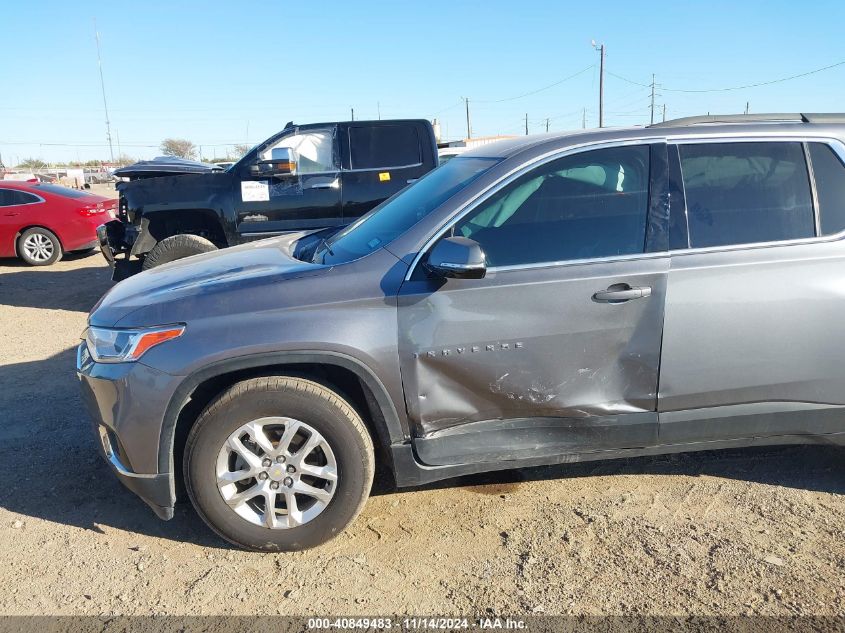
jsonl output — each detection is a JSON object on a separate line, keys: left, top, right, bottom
{"left": 2, "top": 0, "right": 844, "bottom": 164}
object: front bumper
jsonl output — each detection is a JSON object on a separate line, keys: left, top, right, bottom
{"left": 76, "top": 342, "right": 181, "bottom": 520}
{"left": 97, "top": 221, "right": 142, "bottom": 281}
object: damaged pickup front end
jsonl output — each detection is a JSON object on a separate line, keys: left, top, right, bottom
{"left": 98, "top": 158, "right": 227, "bottom": 280}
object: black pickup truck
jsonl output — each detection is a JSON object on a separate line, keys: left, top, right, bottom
{"left": 98, "top": 119, "right": 438, "bottom": 279}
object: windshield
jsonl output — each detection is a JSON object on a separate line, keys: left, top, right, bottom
{"left": 316, "top": 156, "right": 500, "bottom": 264}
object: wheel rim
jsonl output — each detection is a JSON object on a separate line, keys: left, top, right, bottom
{"left": 23, "top": 233, "right": 54, "bottom": 262}
{"left": 215, "top": 417, "right": 338, "bottom": 529}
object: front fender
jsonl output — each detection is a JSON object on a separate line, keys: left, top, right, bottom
{"left": 158, "top": 350, "right": 409, "bottom": 475}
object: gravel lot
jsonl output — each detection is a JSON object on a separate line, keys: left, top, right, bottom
{"left": 1, "top": 252, "right": 844, "bottom": 617}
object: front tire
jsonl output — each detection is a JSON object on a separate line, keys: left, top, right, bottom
{"left": 18, "top": 228, "right": 62, "bottom": 266}
{"left": 142, "top": 234, "right": 217, "bottom": 270}
{"left": 184, "top": 377, "right": 375, "bottom": 551}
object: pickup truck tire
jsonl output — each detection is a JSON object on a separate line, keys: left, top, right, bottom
{"left": 142, "top": 234, "right": 217, "bottom": 270}
{"left": 184, "top": 376, "right": 375, "bottom": 551}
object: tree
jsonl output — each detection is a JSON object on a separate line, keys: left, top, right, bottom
{"left": 160, "top": 138, "right": 196, "bottom": 159}
{"left": 18, "top": 157, "right": 47, "bottom": 169}
{"left": 233, "top": 143, "right": 251, "bottom": 157}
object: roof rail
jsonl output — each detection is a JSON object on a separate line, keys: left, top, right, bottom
{"left": 649, "top": 113, "right": 845, "bottom": 128}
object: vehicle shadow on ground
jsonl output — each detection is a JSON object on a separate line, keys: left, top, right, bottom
{"left": 0, "top": 252, "right": 111, "bottom": 312}
{"left": 387, "top": 443, "right": 845, "bottom": 499}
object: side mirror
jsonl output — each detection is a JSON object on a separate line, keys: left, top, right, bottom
{"left": 425, "top": 236, "right": 487, "bottom": 279}
{"left": 249, "top": 147, "right": 298, "bottom": 177}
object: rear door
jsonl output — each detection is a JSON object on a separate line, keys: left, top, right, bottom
{"left": 398, "top": 143, "right": 671, "bottom": 466}
{"left": 659, "top": 139, "right": 845, "bottom": 441}
{"left": 340, "top": 123, "right": 430, "bottom": 221}
{"left": 234, "top": 126, "right": 343, "bottom": 237}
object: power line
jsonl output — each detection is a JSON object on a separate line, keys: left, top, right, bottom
{"left": 607, "top": 59, "right": 845, "bottom": 93}
{"left": 474, "top": 64, "right": 594, "bottom": 104}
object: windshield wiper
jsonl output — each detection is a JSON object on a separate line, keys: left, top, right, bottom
{"left": 311, "top": 237, "right": 335, "bottom": 264}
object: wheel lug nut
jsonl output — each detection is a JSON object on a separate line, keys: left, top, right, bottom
{"left": 276, "top": 455, "right": 286, "bottom": 463}
{"left": 283, "top": 477, "right": 293, "bottom": 487}
{"left": 258, "top": 472, "right": 268, "bottom": 480}
{"left": 262, "top": 458, "right": 272, "bottom": 467}
{"left": 286, "top": 465, "right": 296, "bottom": 473}
{"left": 270, "top": 481, "right": 280, "bottom": 490}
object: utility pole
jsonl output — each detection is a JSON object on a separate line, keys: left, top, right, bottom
{"left": 650, "top": 74, "right": 656, "bottom": 125}
{"left": 745, "top": 101, "right": 750, "bottom": 115}
{"left": 116, "top": 129, "right": 122, "bottom": 161}
{"left": 350, "top": 107, "right": 354, "bottom": 121}
{"left": 94, "top": 20, "right": 115, "bottom": 163}
{"left": 662, "top": 104, "right": 667, "bottom": 122}
{"left": 582, "top": 108, "right": 586, "bottom": 129}
{"left": 592, "top": 41, "right": 605, "bottom": 128}
{"left": 463, "top": 97, "right": 472, "bottom": 139}
{"left": 545, "top": 118, "right": 550, "bottom": 133}
{"left": 524, "top": 113, "right": 529, "bottom": 135}
{"left": 377, "top": 102, "right": 381, "bottom": 120}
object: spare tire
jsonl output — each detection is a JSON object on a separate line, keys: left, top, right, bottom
{"left": 142, "top": 234, "right": 218, "bottom": 270}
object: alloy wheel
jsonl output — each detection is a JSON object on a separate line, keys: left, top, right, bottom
{"left": 23, "top": 233, "right": 54, "bottom": 262}
{"left": 215, "top": 417, "right": 338, "bottom": 529}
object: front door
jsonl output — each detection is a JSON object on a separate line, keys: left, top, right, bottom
{"left": 234, "top": 126, "right": 343, "bottom": 238}
{"left": 0, "top": 187, "right": 43, "bottom": 255}
{"left": 398, "top": 143, "right": 669, "bottom": 466}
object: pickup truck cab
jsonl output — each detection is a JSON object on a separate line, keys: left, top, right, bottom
{"left": 99, "top": 119, "right": 438, "bottom": 279}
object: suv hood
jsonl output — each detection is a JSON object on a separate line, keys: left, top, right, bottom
{"left": 90, "top": 233, "right": 328, "bottom": 328}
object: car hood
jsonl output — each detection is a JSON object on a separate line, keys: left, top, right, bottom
{"left": 90, "top": 233, "right": 329, "bottom": 327}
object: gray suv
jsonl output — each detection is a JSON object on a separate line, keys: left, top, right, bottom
{"left": 78, "top": 113, "right": 845, "bottom": 551}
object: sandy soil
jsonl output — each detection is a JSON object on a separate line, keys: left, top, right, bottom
{"left": 0, "top": 253, "right": 844, "bottom": 617}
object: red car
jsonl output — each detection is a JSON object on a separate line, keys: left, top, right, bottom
{"left": 0, "top": 181, "right": 117, "bottom": 266}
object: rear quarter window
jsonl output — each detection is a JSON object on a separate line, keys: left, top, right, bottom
{"left": 349, "top": 125, "right": 421, "bottom": 169}
{"left": 0, "top": 189, "right": 41, "bottom": 206}
{"left": 809, "top": 142, "right": 845, "bottom": 235}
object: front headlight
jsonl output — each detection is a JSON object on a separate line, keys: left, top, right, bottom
{"left": 85, "top": 325, "right": 185, "bottom": 363}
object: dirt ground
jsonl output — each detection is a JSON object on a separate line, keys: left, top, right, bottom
{"left": 0, "top": 252, "right": 844, "bottom": 617}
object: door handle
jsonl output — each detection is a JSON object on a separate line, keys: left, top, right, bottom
{"left": 592, "top": 283, "right": 652, "bottom": 303}
{"left": 3, "top": 212, "right": 20, "bottom": 216}
{"left": 406, "top": 178, "right": 419, "bottom": 184}
{"left": 308, "top": 179, "right": 339, "bottom": 190}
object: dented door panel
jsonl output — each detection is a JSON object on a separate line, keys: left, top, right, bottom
{"left": 397, "top": 256, "right": 669, "bottom": 440}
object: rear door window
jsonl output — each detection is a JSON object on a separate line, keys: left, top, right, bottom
{"left": 349, "top": 125, "right": 421, "bottom": 169}
{"left": 678, "top": 142, "right": 814, "bottom": 248}
{"left": 809, "top": 142, "right": 845, "bottom": 235}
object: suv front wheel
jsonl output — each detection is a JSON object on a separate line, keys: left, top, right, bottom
{"left": 184, "top": 376, "right": 375, "bottom": 551}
